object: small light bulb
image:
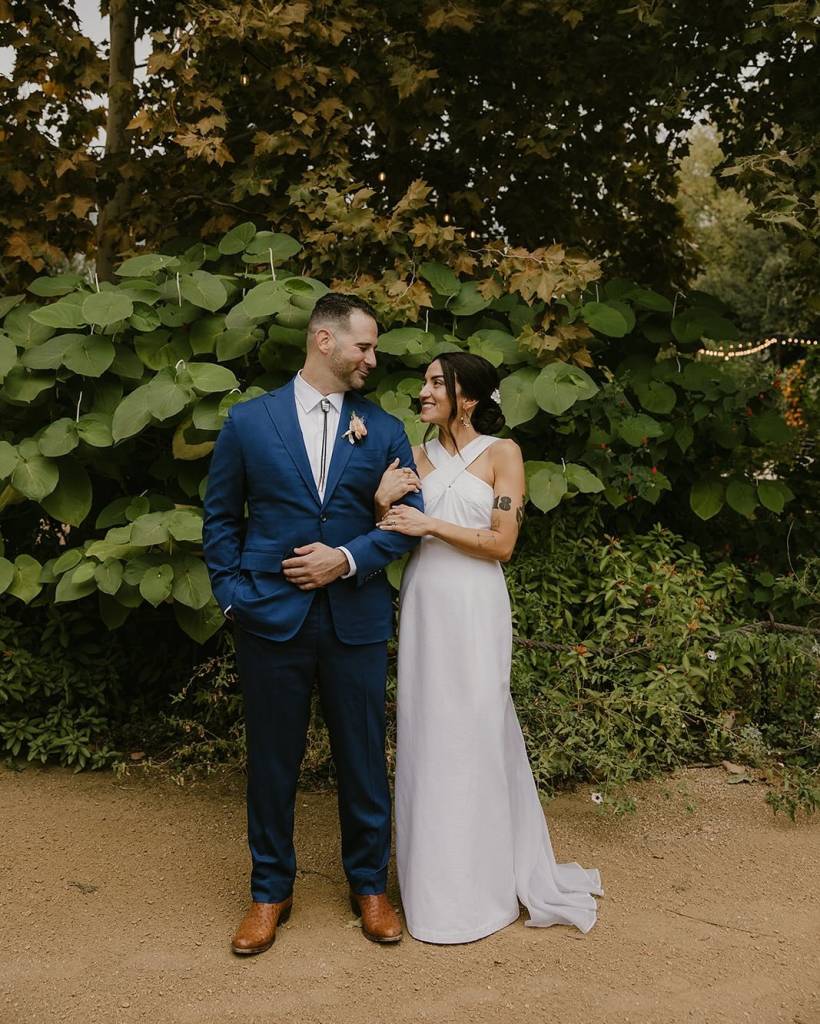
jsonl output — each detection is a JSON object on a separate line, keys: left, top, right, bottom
{"left": 443, "top": 213, "right": 451, "bottom": 224}
{"left": 377, "top": 170, "right": 387, "bottom": 183}
{"left": 240, "top": 62, "right": 250, "bottom": 87}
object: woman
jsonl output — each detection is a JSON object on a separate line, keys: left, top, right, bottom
{"left": 376, "top": 352, "right": 602, "bottom": 944}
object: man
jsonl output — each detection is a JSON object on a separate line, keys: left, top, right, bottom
{"left": 203, "top": 293, "right": 423, "bottom": 955}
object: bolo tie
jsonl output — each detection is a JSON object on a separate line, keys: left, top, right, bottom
{"left": 318, "top": 398, "right": 331, "bottom": 494}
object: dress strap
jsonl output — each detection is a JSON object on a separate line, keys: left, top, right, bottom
{"left": 442, "top": 435, "right": 500, "bottom": 486}
{"left": 419, "top": 438, "right": 445, "bottom": 470}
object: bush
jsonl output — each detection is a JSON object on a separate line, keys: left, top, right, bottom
{"left": 150, "top": 512, "right": 819, "bottom": 813}
{"left": 0, "top": 602, "right": 198, "bottom": 769}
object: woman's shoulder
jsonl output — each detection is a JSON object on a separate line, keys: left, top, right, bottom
{"left": 489, "top": 437, "right": 522, "bottom": 461}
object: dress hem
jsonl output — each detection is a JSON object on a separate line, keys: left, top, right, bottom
{"left": 406, "top": 909, "right": 521, "bottom": 945}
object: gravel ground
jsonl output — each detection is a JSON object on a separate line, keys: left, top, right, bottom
{"left": 1, "top": 764, "right": 818, "bottom": 1024}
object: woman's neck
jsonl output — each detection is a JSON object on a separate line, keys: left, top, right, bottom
{"left": 437, "top": 422, "right": 479, "bottom": 454}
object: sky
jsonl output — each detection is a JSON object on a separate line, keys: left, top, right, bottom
{"left": 0, "top": 0, "right": 152, "bottom": 79}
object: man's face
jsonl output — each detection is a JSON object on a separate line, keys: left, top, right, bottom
{"left": 328, "top": 309, "right": 378, "bottom": 390}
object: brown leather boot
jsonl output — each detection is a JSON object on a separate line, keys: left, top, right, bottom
{"left": 349, "top": 890, "right": 402, "bottom": 944}
{"left": 230, "top": 897, "right": 293, "bottom": 955}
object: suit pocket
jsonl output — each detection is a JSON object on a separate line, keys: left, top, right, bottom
{"left": 239, "top": 550, "right": 283, "bottom": 573}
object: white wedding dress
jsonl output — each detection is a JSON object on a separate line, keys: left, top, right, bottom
{"left": 395, "top": 435, "right": 602, "bottom": 943}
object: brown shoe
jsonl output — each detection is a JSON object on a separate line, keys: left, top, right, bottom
{"left": 230, "top": 897, "right": 293, "bottom": 956}
{"left": 349, "top": 890, "right": 402, "bottom": 944}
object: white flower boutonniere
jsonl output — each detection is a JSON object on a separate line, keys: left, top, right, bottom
{"left": 343, "top": 411, "right": 368, "bottom": 445}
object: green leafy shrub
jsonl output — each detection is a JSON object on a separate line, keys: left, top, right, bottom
{"left": 0, "top": 602, "right": 197, "bottom": 769}
{"left": 149, "top": 514, "right": 819, "bottom": 815}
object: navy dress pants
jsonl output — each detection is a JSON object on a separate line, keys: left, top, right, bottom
{"left": 233, "top": 590, "right": 391, "bottom": 903}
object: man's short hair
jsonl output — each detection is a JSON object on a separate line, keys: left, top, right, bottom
{"left": 307, "top": 293, "right": 379, "bottom": 336}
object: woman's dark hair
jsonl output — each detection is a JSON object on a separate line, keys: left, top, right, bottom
{"left": 424, "top": 351, "right": 505, "bottom": 449}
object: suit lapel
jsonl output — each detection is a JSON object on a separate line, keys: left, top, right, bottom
{"left": 321, "top": 392, "right": 359, "bottom": 509}
{"left": 262, "top": 380, "right": 321, "bottom": 507}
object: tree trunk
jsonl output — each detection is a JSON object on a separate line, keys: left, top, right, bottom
{"left": 96, "top": 0, "right": 135, "bottom": 281}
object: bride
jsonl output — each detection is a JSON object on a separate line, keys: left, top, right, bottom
{"left": 376, "top": 351, "right": 602, "bottom": 944}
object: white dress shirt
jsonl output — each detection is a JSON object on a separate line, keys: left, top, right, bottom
{"left": 293, "top": 371, "right": 356, "bottom": 578}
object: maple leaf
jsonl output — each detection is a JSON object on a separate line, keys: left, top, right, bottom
{"left": 393, "top": 179, "right": 433, "bottom": 217}
{"left": 426, "top": 4, "right": 480, "bottom": 32}
{"left": 478, "top": 275, "right": 504, "bottom": 299}
{"left": 72, "top": 196, "right": 95, "bottom": 219}
{"left": 8, "top": 170, "right": 32, "bottom": 194}
{"left": 127, "top": 108, "right": 154, "bottom": 133}
{"left": 389, "top": 60, "right": 439, "bottom": 100}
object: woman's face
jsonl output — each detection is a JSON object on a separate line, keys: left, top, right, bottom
{"left": 418, "top": 360, "right": 457, "bottom": 425}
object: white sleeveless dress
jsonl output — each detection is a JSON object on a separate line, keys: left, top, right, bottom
{"left": 395, "top": 435, "right": 602, "bottom": 944}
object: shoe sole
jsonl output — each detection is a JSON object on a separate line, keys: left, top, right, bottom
{"left": 231, "top": 903, "right": 292, "bottom": 955}
{"left": 349, "top": 894, "right": 402, "bottom": 944}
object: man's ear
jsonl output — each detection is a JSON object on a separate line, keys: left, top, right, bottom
{"left": 313, "top": 326, "right": 335, "bottom": 355}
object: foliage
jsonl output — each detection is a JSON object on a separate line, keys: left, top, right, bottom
{"left": 3, "top": 1, "right": 818, "bottom": 294}
{"left": 676, "top": 126, "right": 813, "bottom": 338}
{"left": 0, "top": 214, "right": 805, "bottom": 643}
{"left": 141, "top": 514, "right": 820, "bottom": 817}
{"left": 0, "top": 600, "right": 197, "bottom": 769}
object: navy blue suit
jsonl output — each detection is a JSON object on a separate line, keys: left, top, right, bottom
{"left": 203, "top": 378, "right": 422, "bottom": 901}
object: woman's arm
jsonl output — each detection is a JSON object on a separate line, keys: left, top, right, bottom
{"left": 377, "top": 440, "right": 526, "bottom": 563}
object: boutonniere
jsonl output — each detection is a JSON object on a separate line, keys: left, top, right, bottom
{"left": 343, "top": 411, "right": 368, "bottom": 445}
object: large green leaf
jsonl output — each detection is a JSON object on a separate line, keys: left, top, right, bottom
{"left": 94, "top": 558, "right": 124, "bottom": 595}
{"left": 63, "top": 335, "right": 116, "bottom": 377}
{"left": 0, "top": 295, "right": 25, "bottom": 320}
{"left": 134, "top": 329, "right": 192, "bottom": 370}
{"left": 55, "top": 563, "right": 97, "bottom": 603}
{"left": 0, "top": 335, "right": 16, "bottom": 379}
{"left": 174, "top": 597, "right": 224, "bottom": 643}
{"left": 6, "top": 554, "right": 43, "bottom": 603}
{"left": 450, "top": 281, "right": 490, "bottom": 317}
{"left": 180, "top": 270, "right": 228, "bottom": 312}
{"left": 0, "top": 556, "right": 14, "bottom": 594}
{"left": 140, "top": 564, "right": 174, "bottom": 607}
{"left": 690, "top": 479, "right": 724, "bottom": 520}
{"left": 187, "top": 362, "right": 239, "bottom": 394}
{"left": 564, "top": 464, "right": 604, "bottom": 493}
{"left": 1, "top": 366, "right": 54, "bottom": 401}
{"left": 0, "top": 440, "right": 19, "bottom": 478}
{"left": 631, "top": 288, "right": 673, "bottom": 313}
{"left": 12, "top": 454, "right": 59, "bottom": 500}
{"left": 617, "top": 414, "right": 664, "bottom": 446}
{"left": 533, "top": 362, "right": 598, "bottom": 415}
{"left": 38, "top": 418, "right": 79, "bottom": 457}
{"left": 41, "top": 458, "right": 93, "bottom": 526}
{"left": 757, "top": 479, "right": 790, "bottom": 513}
{"left": 378, "top": 327, "right": 432, "bottom": 356}
{"left": 82, "top": 291, "right": 134, "bottom": 327}
{"left": 171, "top": 553, "right": 212, "bottom": 609}
{"left": 216, "top": 328, "right": 259, "bottom": 361}
{"left": 4, "top": 304, "right": 55, "bottom": 345}
{"left": 167, "top": 509, "right": 204, "bottom": 543}
{"left": 111, "top": 386, "right": 153, "bottom": 441}
{"left": 245, "top": 231, "right": 302, "bottom": 260}
{"left": 130, "top": 512, "right": 171, "bottom": 546}
{"left": 419, "top": 262, "right": 461, "bottom": 297}
{"left": 581, "top": 302, "right": 629, "bottom": 337}
{"left": 29, "top": 300, "right": 87, "bottom": 329}
{"left": 76, "top": 413, "right": 113, "bottom": 447}
{"left": 528, "top": 464, "right": 568, "bottom": 512}
{"left": 725, "top": 480, "right": 758, "bottom": 518}
{"left": 116, "top": 253, "right": 176, "bottom": 277}
{"left": 20, "top": 333, "right": 76, "bottom": 370}
{"left": 634, "top": 380, "right": 677, "bottom": 414}
{"left": 499, "top": 367, "right": 539, "bottom": 427}
{"left": 218, "top": 221, "right": 257, "bottom": 255}
{"left": 99, "top": 592, "right": 132, "bottom": 629}
{"left": 145, "top": 371, "right": 190, "bottom": 420}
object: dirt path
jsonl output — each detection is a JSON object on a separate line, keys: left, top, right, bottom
{"left": 1, "top": 765, "right": 817, "bottom": 1024}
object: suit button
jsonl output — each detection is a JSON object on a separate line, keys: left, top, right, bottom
{"left": 320, "top": 514, "right": 328, "bottom": 522}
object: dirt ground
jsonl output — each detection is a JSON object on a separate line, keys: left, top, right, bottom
{"left": 1, "top": 765, "right": 817, "bottom": 1024}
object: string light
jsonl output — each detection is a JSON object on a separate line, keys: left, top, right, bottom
{"left": 442, "top": 213, "right": 451, "bottom": 224}
{"left": 377, "top": 170, "right": 387, "bottom": 182}
{"left": 239, "top": 62, "right": 250, "bottom": 87}
{"left": 700, "top": 337, "right": 818, "bottom": 360}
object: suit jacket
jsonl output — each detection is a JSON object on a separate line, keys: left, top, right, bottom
{"left": 203, "top": 377, "right": 423, "bottom": 644}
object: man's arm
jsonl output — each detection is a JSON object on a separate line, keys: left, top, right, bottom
{"left": 202, "top": 411, "right": 246, "bottom": 612}
{"left": 343, "top": 419, "right": 423, "bottom": 586}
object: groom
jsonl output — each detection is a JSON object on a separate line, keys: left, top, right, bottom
{"left": 203, "top": 293, "right": 423, "bottom": 955}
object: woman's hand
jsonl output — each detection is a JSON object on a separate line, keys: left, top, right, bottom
{"left": 376, "top": 504, "right": 434, "bottom": 537}
{"left": 375, "top": 458, "right": 422, "bottom": 511}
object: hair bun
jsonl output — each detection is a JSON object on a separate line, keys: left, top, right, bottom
{"left": 473, "top": 394, "right": 505, "bottom": 435}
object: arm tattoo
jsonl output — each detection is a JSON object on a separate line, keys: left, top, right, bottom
{"left": 493, "top": 495, "right": 512, "bottom": 511}
{"left": 516, "top": 501, "right": 525, "bottom": 528}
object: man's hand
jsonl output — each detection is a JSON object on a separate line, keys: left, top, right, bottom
{"left": 282, "top": 543, "right": 349, "bottom": 591}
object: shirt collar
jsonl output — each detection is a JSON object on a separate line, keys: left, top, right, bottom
{"left": 294, "top": 371, "right": 345, "bottom": 414}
